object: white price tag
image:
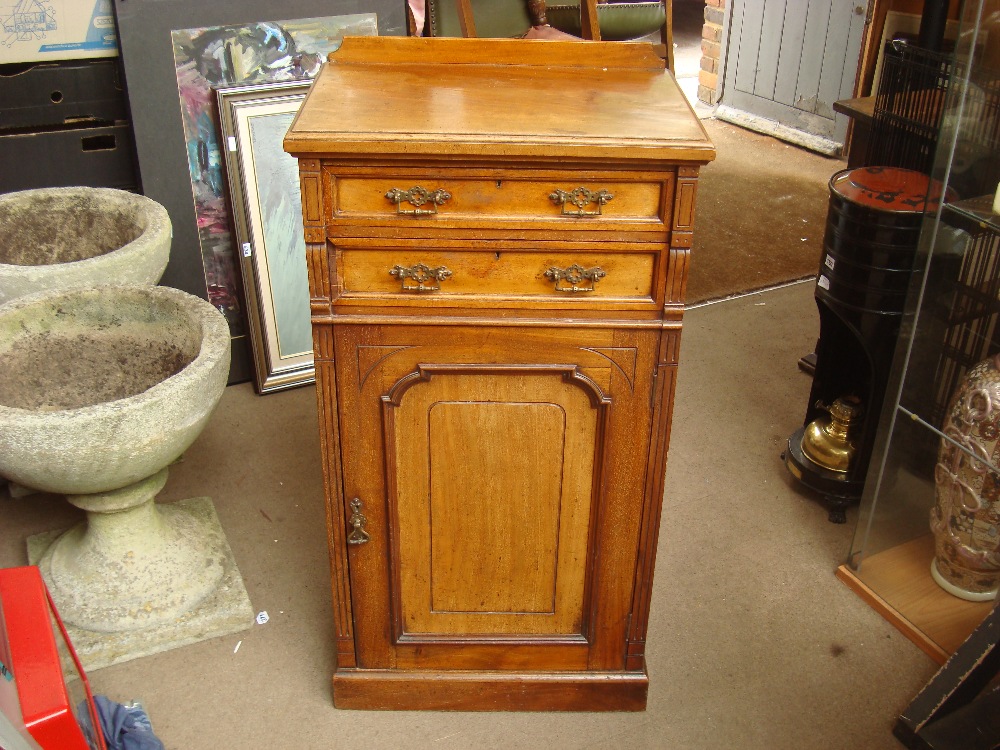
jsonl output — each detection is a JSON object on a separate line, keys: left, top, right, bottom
{"left": 242, "top": 243, "right": 252, "bottom": 258}
{"left": 817, "top": 275, "right": 831, "bottom": 290}
{"left": 824, "top": 255, "right": 835, "bottom": 270}
{"left": 228, "top": 136, "right": 238, "bottom": 152}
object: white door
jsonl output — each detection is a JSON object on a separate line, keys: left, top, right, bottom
{"left": 719, "top": 0, "right": 868, "bottom": 151}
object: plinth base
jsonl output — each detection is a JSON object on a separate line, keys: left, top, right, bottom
{"left": 28, "top": 497, "right": 254, "bottom": 671}
{"left": 783, "top": 427, "right": 864, "bottom": 523}
{"left": 332, "top": 668, "right": 649, "bottom": 711}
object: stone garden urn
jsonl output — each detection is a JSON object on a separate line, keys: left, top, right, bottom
{"left": 0, "top": 187, "right": 171, "bottom": 304}
{"left": 0, "top": 284, "right": 233, "bottom": 633}
{"left": 0, "top": 187, "right": 170, "bottom": 499}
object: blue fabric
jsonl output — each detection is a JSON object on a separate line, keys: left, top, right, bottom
{"left": 78, "top": 695, "right": 165, "bottom": 750}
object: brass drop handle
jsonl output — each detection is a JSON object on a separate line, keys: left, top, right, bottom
{"left": 385, "top": 186, "right": 452, "bottom": 216}
{"left": 347, "top": 497, "right": 370, "bottom": 545}
{"left": 545, "top": 263, "right": 607, "bottom": 293}
{"left": 390, "top": 263, "right": 453, "bottom": 292}
{"left": 549, "top": 187, "right": 614, "bottom": 217}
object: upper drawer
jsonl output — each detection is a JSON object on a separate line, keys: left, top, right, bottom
{"left": 323, "top": 166, "right": 672, "bottom": 236}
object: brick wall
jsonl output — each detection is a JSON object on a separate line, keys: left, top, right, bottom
{"left": 698, "top": 0, "right": 726, "bottom": 105}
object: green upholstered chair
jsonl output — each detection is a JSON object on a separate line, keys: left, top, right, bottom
{"left": 424, "top": 0, "right": 673, "bottom": 70}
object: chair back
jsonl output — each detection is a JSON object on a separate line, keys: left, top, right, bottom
{"left": 427, "top": 0, "right": 601, "bottom": 41}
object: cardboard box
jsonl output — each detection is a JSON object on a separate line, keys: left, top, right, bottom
{"left": 0, "top": 0, "right": 117, "bottom": 65}
{"left": 0, "top": 58, "right": 127, "bottom": 130}
{"left": 0, "top": 122, "right": 137, "bottom": 192}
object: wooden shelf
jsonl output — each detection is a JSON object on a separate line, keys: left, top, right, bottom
{"left": 836, "top": 534, "right": 994, "bottom": 664}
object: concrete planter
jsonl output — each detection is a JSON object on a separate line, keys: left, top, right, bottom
{"left": 0, "top": 187, "right": 171, "bottom": 304}
{"left": 0, "top": 285, "right": 234, "bottom": 633}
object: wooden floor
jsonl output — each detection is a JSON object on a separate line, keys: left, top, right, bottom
{"left": 837, "top": 534, "right": 994, "bottom": 664}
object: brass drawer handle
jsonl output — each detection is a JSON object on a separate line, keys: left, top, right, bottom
{"left": 545, "top": 264, "right": 607, "bottom": 293}
{"left": 385, "top": 186, "right": 452, "bottom": 216}
{"left": 390, "top": 263, "right": 453, "bottom": 292}
{"left": 549, "top": 187, "right": 614, "bottom": 217}
{"left": 347, "top": 498, "right": 370, "bottom": 545}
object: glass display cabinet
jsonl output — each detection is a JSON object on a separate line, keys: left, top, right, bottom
{"left": 838, "top": 0, "right": 1000, "bottom": 665}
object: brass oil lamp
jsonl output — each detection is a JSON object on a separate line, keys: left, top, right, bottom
{"left": 800, "top": 397, "right": 862, "bottom": 474}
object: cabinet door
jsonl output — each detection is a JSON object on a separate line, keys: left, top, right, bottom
{"left": 330, "top": 323, "right": 665, "bottom": 672}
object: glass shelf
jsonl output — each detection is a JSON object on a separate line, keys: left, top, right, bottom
{"left": 840, "top": 0, "right": 1000, "bottom": 664}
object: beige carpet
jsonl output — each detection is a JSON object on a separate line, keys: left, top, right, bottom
{"left": 687, "top": 118, "right": 843, "bottom": 304}
{"left": 0, "top": 282, "right": 936, "bottom": 749}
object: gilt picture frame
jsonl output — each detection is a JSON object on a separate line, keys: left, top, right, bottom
{"left": 217, "top": 80, "right": 314, "bottom": 393}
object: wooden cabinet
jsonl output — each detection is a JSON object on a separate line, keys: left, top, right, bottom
{"left": 285, "top": 36, "right": 714, "bottom": 711}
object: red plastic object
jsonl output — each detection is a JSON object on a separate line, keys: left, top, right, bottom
{"left": 0, "top": 566, "right": 102, "bottom": 750}
{"left": 829, "top": 166, "right": 953, "bottom": 213}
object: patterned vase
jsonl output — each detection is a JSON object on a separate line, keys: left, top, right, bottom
{"left": 932, "top": 353, "right": 1000, "bottom": 601}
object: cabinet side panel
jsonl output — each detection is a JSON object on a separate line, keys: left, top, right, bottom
{"left": 298, "top": 159, "right": 333, "bottom": 316}
{"left": 627, "top": 329, "right": 682, "bottom": 669}
{"left": 666, "top": 170, "right": 699, "bottom": 312}
{"left": 585, "top": 328, "right": 660, "bottom": 670}
{"left": 313, "top": 327, "right": 356, "bottom": 669}
{"left": 336, "top": 330, "right": 400, "bottom": 669}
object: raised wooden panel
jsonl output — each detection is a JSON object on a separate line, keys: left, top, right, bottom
{"left": 672, "top": 176, "right": 698, "bottom": 233}
{"left": 428, "top": 402, "right": 564, "bottom": 615}
{"left": 385, "top": 369, "right": 604, "bottom": 637}
{"left": 298, "top": 160, "right": 323, "bottom": 222}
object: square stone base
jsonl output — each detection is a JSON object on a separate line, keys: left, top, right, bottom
{"left": 28, "top": 497, "right": 254, "bottom": 672}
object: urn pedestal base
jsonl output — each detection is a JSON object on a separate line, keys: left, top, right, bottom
{"left": 28, "top": 497, "right": 254, "bottom": 671}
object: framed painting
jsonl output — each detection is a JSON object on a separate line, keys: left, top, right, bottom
{"left": 217, "top": 81, "right": 313, "bottom": 393}
{"left": 112, "top": 0, "right": 407, "bottom": 382}
{"left": 169, "top": 15, "right": 378, "bottom": 335}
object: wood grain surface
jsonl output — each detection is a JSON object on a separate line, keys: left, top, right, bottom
{"left": 285, "top": 38, "right": 714, "bottom": 162}
{"left": 288, "top": 37, "right": 714, "bottom": 711}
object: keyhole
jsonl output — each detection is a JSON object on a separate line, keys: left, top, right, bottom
{"left": 495, "top": 252, "right": 501, "bottom": 260}
{"left": 496, "top": 180, "right": 502, "bottom": 188}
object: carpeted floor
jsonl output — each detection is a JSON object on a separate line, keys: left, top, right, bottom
{"left": 687, "top": 118, "right": 843, "bottom": 304}
{"left": 0, "top": 283, "right": 937, "bottom": 749}
{"left": 0, "top": 6, "right": 912, "bottom": 745}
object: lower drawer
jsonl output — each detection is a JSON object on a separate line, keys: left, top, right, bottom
{"left": 333, "top": 243, "right": 662, "bottom": 310}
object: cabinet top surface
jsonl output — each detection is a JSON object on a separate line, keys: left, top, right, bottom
{"left": 284, "top": 37, "right": 715, "bottom": 164}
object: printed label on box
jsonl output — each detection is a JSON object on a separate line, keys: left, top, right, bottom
{"left": 0, "top": 0, "right": 116, "bottom": 64}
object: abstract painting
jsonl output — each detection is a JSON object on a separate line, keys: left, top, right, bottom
{"left": 170, "top": 14, "right": 377, "bottom": 334}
